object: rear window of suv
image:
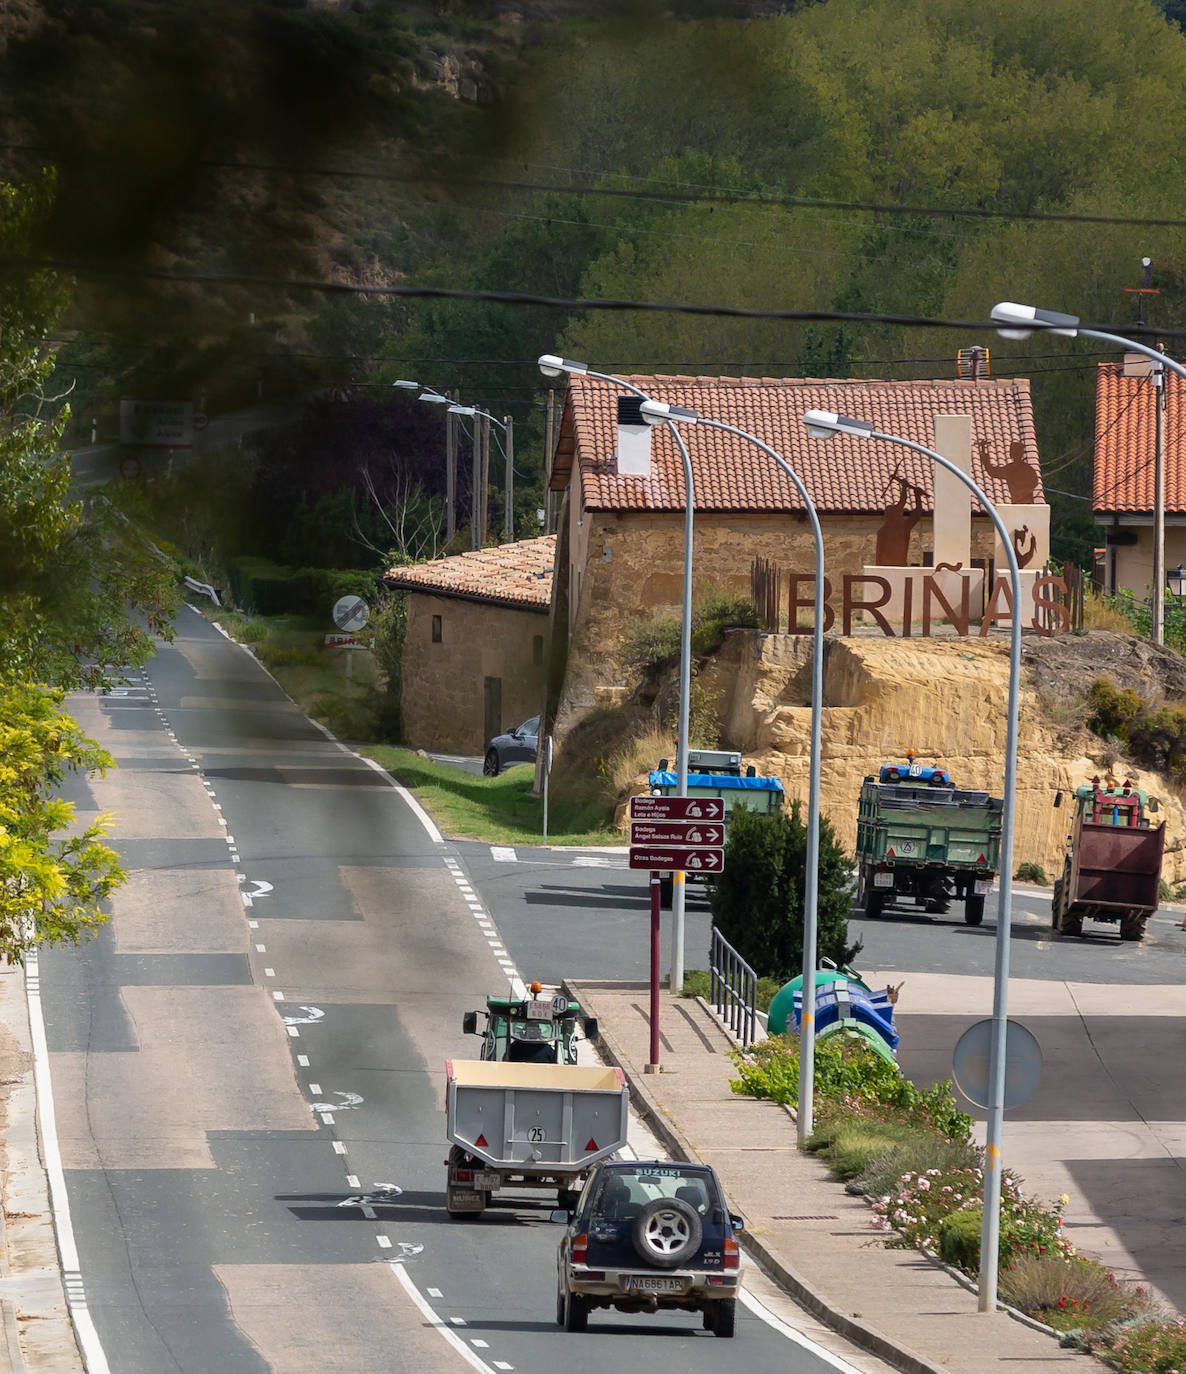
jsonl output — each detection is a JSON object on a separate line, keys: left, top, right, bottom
{"left": 589, "top": 1166, "right": 718, "bottom": 1220}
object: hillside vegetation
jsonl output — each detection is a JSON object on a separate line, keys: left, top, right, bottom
{"left": 2, "top": 0, "right": 1186, "bottom": 578}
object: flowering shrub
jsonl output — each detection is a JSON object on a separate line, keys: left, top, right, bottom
{"left": 730, "top": 1033, "right": 971, "bottom": 1140}
{"left": 871, "top": 1167, "right": 1072, "bottom": 1272}
{"left": 1108, "top": 1314, "right": 1186, "bottom": 1373}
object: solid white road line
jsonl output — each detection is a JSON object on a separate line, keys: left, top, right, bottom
{"left": 390, "top": 1265, "right": 502, "bottom": 1374}
{"left": 738, "top": 1289, "right": 865, "bottom": 1371}
{"left": 26, "top": 953, "right": 112, "bottom": 1373}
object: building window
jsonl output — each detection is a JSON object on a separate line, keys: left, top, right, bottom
{"left": 431, "top": 615, "right": 442, "bottom": 643}
{"left": 533, "top": 634, "right": 544, "bottom": 665}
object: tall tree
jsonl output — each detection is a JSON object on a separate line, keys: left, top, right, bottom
{"left": 0, "top": 175, "right": 176, "bottom": 961}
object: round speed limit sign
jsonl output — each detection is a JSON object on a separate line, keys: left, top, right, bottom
{"left": 332, "top": 596, "right": 369, "bottom": 633}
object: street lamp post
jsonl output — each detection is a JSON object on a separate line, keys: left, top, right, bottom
{"left": 991, "top": 303, "right": 1186, "bottom": 645}
{"left": 641, "top": 399, "right": 826, "bottom": 1142}
{"left": 802, "top": 408, "right": 1022, "bottom": 1315}
{"left": 538, "top": 355, "right": 696, "bottom": 992}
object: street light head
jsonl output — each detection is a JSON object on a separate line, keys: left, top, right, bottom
{"left": 537, "top": 353, "right": 588, "bottom": 378}
{"left": 990, "top": 301, "right": 1080, "bottom": 340}
{"left": 420, "top": 392, "right": 450, "bottom": 405}
{"left": 447, "top": 404, "right": 476, "bottom": 417}
{"left": 639, "top": 399, "right": 699, "bottom": 426}
{"left": 392, "top": 379, "right": 420, "bottom": 389}
{"left": 802, "top": 409, "right": 874, "bottom": 441}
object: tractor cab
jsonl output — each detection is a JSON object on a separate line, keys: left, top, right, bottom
{"left": 461, "top": 983, "right": 598, "bottom": 1065}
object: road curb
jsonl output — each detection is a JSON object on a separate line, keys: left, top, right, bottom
{"left": 566, "top": 979, "right": 951, "bottom": 1374}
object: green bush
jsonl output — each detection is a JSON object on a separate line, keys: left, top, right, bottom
{"left": 808, "top": 1113, "right": 926, "bottom": 1181}
{"left": 241, "top": 622, "right": 268, "bottom": 643}
{"left": 1086, "top": 678, "right": 1142, "bottom": 741}
{"left": 938, "top": 1208, "right": 981, "bottom": 1270}
{"left": 681, "top": 969, "right": 783, "bottom": 1012}
{"left": 1014, "top": 861, "right": 1049, "bottom": 884}
{"left": 618, "top": 589, "right": 760, "bottom": 677}
{"left": 228, "top": 556, "right": 377, "bottom": 618}
{"left": 711, "top": 802, "right": 857, "bottom": 980}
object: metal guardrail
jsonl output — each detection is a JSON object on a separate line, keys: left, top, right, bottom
{"left": 709, "top": 926, "right": 759, "bottom": 1046}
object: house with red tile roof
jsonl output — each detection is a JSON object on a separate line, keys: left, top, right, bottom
{"left": 547, "top": 373, "right": 1043, "bottom": 729}
{"left": 1093, "top": 361, "right": 1186, "bottom": 595}
{"left": 384, "top": 536, "right": 555, "bottom": 754}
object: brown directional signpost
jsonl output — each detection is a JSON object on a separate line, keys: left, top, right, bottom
{"left": 629, "top": 795, "right": 727, "bottom": 1071}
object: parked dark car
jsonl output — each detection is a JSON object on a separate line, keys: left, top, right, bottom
{"left": 555, "top": 1159, "right": 743, "bottom": 1336}
{"left": 483, "top": 716, "right": 539, "bottom": 776}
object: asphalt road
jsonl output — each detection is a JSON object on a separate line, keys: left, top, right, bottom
{"left": 461, "top": 831, "right": 1186, "bottom": 1308}
{"left": 42, "top": 610, "right": 882, "bottom": 1373}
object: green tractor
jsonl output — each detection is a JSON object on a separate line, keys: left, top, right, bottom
{"left": 461, "top": 983, "right": 599, "bottom": 1065}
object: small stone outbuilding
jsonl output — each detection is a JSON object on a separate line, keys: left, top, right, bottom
{"left": 385, "top": 536, "right": 554, "bottom": 754}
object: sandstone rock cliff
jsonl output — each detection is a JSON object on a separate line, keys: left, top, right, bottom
{"left": 681, "top": 630, "right": 1186, "bottom": 885}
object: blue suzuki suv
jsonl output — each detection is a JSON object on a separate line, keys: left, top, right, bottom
{"left": 556, "top": 1159, "right": 743, "bottom": 1337}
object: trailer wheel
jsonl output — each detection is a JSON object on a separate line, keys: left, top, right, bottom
{"left": 1120, "top": 913, "right": 1147, "bottom": 942}
{"left": 860, "top": 868, "right": 886, "bottom": 918}
{"left": 659, "top": 875, "right": 673, "bottom": 909}
{"left": 964, "top": 894, "right": 985, "bottom": 926}
{"left": 1051, "top": 878, "right": 1063, "bottom": 929}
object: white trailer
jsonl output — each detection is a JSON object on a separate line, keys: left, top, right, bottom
{"left": 445, "top": 1059, "right": 629, "bottom": 1216}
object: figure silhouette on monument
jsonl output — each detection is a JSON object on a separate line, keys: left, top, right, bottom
{"left": 875, "top": 474, "right": 927, "bottom": 566}
{"left": 976, "top": 437, "right": 1039, "bottom": 505}
{"left": 1012, "top": 524, "right": 1038, "bottom": 569}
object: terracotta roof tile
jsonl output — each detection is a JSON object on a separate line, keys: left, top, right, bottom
{"left": 557, "top": 375, "right": 1042, "bottom": 515}
{"left": 383, "top": 535, "right": 555, "bottom": 610}
{"left": 1094, "top": 363, "right": 1186, "bottom": 513}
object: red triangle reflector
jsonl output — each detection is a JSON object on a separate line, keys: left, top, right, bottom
{"left": 585, "top": 1138, "right": 598, "bottom": 1151}
{"left": 977, "top": 854, "right": 985, "bottom": 863}
{"left": 475, "top": 1134, "right": 488, "bottom": 1147}
{"left": 886, "top": 848, "right": 896, "bottom": 858}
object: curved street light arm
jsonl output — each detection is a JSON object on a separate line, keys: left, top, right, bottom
{"left": 694, "top": 417, "right": 826, "bottom": 1143}
{"left": 865, "top": 427, "right": 1021, "bottom": 1316}
{"left": 559, "top": 366, "right": 697, "bottom": 991}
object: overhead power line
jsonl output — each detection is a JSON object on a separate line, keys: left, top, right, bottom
{"left": 12, "top": 258, "right": 1186, "bottom": 341}
{"left": 4, "top": 141, "right": 1185, "bottom": 229}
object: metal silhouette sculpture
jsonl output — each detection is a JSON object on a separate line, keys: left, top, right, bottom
{"left": 875, "top": 473, "right": 927, "bottom": 566}
{"left": 1012, "top": 524, "right": 1037, "bottom": 569}
{"left": 976, "top": 438, "right": 1039, "bottom": 505}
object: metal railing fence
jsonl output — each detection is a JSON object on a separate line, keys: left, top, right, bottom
{"left": 709, "top": 926, "right": 759, "bottom": 1047}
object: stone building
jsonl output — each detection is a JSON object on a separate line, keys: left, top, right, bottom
{"left": 384, "top": 536, "right": 554, "bottom": 753}
{"left": 1094, "top": 360, "right": 1186, "bottom": 595}
{"left": 546, "top": 374, "right": 1044, "bottom": 732}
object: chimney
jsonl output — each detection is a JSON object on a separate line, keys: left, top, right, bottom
{"left": 615, "top": 396, "right": 652, "bottom": 477}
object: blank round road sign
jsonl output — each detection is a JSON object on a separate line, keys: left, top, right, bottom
{"left": 332, "top": 596, "right": 369, "bottom": 632}
{"left": 952, "top": 1018, "right": 1042, "bottom": 1110}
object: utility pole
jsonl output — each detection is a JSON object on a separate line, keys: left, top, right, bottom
{"left": 445, "top": 390, "right": 457, "bottom": 546}
{"left": 544, "top": 389, "right": 556, "bottom": 533}
{"left": 1126, "top": 258, "right": 1165, "bottom": 645}
{"left": 480, "top": 412, "right": 491, "bottom": 547}
{"left": 504, "top": 414, "right": 514, "bottom": 543}
{"left": 1154, "top": 350, "right": 1166, "bottom": 646}
{"left": 470, "top": 414, "right": 482, "bottom": 550}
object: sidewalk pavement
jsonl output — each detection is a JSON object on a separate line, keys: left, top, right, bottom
{"left": 0, "top": 965, "right": 83, "bottom": 1374}
{"left": 567, "top": 979, "right": 1089, "bottom": 1374}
